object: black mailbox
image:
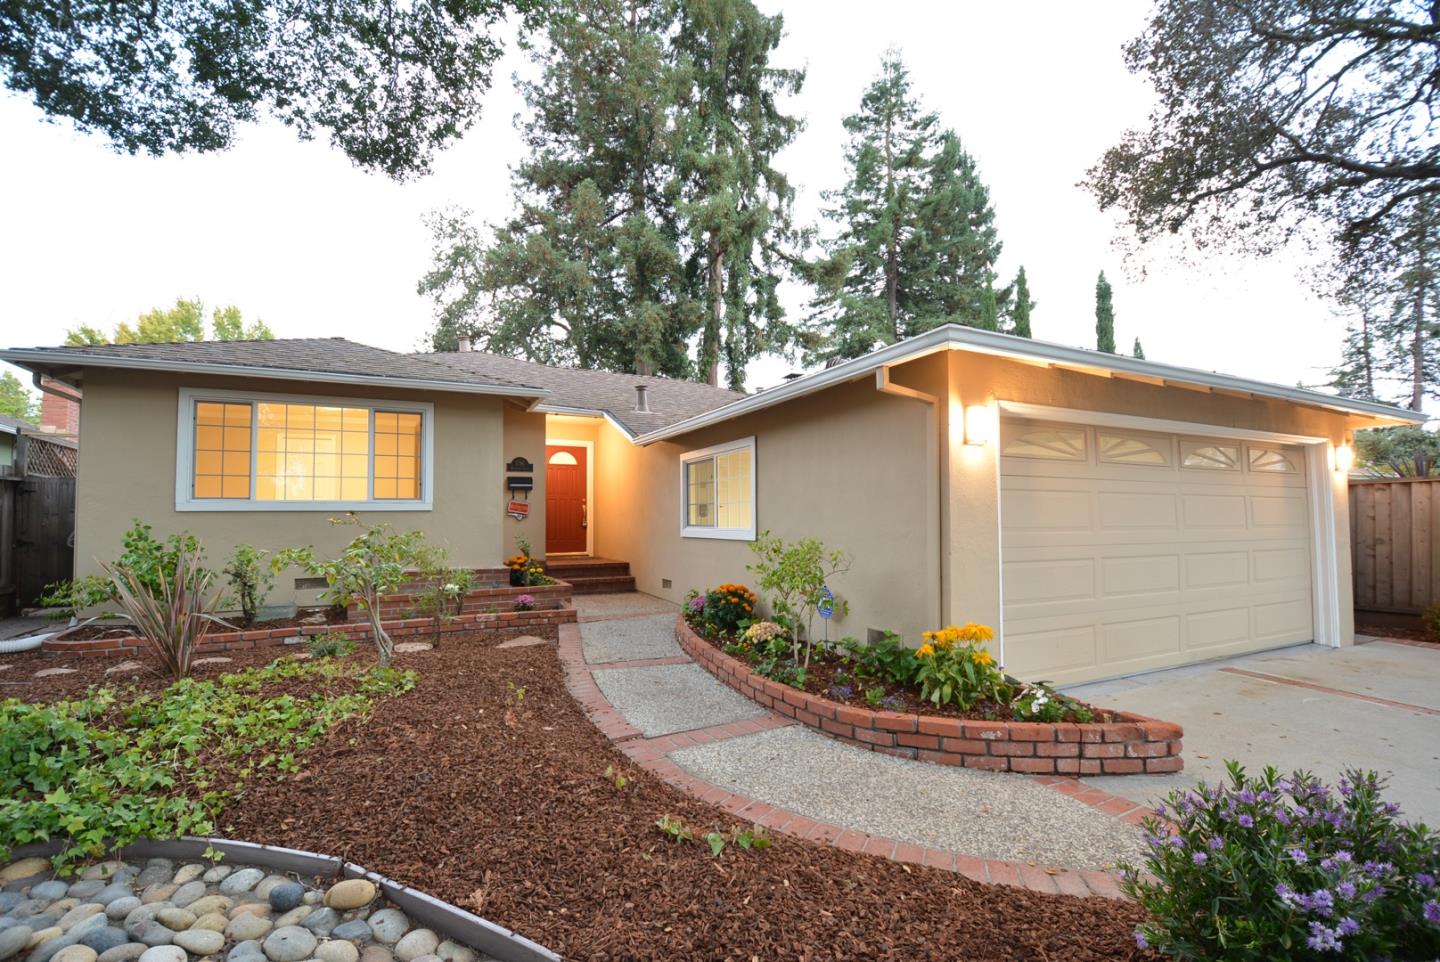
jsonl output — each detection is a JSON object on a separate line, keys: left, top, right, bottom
{"left": 507, "top": 475, "right": 534, "bottom": 499}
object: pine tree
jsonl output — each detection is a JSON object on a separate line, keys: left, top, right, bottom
{"left": 421, "top": 0, "right": 696, "bottom": 375}
{"left": 1010, "top": 266, "right": 1034, "bottom": 338}
{"left": 978, "top": 284, "right": 999, "bottom": 332}
{"left": 804, "top": 52, "right": 1004, "bottom": 362}
{"left": 1095, "top": 271, "right": 1116, "bottom": 353}
{"left": 673, "top": 0, "right": 804, "bottom": 389}
{"left": 1132, "top": 337, "right": 1145, "bottom": 359}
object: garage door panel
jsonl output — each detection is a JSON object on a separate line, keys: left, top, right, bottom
{"left": 1002, "top": 418, "right": 1314, "bottom": 685}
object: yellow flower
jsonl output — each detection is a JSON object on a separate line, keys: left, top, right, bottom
{"left": 916, "top": 643, "right": 935, "bottom": 658}
{"left": 972, "top": 649, "right": 995, "bottom": 667}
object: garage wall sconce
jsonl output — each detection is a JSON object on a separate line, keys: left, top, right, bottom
{"left": 1333, "top": 443, "right": 1355, "bottom": 473}
{"left": 964, "top": 404, "right": 997, "bottom": 446}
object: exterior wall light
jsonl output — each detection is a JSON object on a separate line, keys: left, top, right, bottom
{"left": 1334, "top": 443, "right": 1355, "bottom": 473}
{"left": 964, "top": 404, "right": 997, "bottom": 446}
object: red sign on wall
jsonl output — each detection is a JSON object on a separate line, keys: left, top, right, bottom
{"left": 506, "top": 500, "right": 530, "bottom": 520}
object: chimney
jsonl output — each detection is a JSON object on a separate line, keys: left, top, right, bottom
{"left": 634, "top": 384, "right": 650, "bottom": 412}
{"left": 456, "top": 335, "right": 472, "bottom": 352}
{"left": 39, "top": 387, "right": 80, "bottom": 439}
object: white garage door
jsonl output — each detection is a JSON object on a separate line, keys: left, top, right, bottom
{"left": 1000, "top": 417, "right": 1314, "bottom": 685}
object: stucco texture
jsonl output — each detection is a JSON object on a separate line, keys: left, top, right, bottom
{"left": 74, "top": 369, "right": 521, "bottom": 603}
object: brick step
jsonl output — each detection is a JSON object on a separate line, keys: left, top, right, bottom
{"left": 565, "top": 574, "right": 637, "bottom": 595}
{"left": 545, "top": 561, "right": 631, "bottom": 580}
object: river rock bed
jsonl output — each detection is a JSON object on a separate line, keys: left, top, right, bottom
{"left": 0, "top": 858, "right": 499, "bottom": 962}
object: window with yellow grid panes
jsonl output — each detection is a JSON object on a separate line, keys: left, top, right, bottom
{"left": 255, "top": 402, "right": 371, "bottom": 501}
{"left": 193, "top": 402, "right": 252, "bottom": 499}
{"left": 373, "top": 411, "right": 422, "bottom": 499}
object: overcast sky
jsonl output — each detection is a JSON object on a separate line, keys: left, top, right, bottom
{"left": 0, "top": 0, "right": 1349, "bottom": 401}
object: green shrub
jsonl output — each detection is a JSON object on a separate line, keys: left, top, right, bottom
{"left": 841, "top": 633, "right": 921, "bottom": 686}
{"left": 1127, "top": 762, "right": 1440, "bottom": 960}
{"left": 39, "top": 520, "right": 208, "bottom": 615}
{"left": 702, "top": 583, "right": 756, "bottom": 637}
{"left": 223, "top": 544, "right": 273, "bottom": 625}
{"left": 0, "top": 658, "right": 415, "bottom": 868}
{"left": 1011, "top": 683, "right": 1094, "bottom": 723}
{"left": 307, "top": 632, "right": 356, "bottom": 659}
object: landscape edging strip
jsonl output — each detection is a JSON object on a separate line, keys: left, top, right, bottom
{"left": 7, "top": 836, "right": 560, "bottom": 962}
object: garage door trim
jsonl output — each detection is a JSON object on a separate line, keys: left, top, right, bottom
{"left": 995, "top": 400, "right": 1343, "bottom": 674}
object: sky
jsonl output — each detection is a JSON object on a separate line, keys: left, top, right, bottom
{"left": 0, "top": 0, "right": 1350, "bottom": 402}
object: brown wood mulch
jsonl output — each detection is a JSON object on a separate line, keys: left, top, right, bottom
{"left": 215, "top": 642, "right": 1154, "bottom": 962}
{"left": 1357, "top": 622, "right": 1436, "bottom": 645}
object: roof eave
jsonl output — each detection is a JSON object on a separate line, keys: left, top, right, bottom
{"left": 632, "top": 325, "right": 1425, "bottom": 445}
{"left": 532, "top": 402, "right": 638, "bottom": 439}
{"left": 0, "top": 350, "right": 551, "bottom": 401}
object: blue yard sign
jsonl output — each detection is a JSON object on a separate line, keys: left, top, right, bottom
{"left": 817, "top": 586, "right": 835, "bottom": 621}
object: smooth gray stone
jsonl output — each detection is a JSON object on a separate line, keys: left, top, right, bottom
{"left": 261, "top": 926, "right": 316, "bottom": 962}
{"left": 226, "top": 941, "right": 264, "bottom": 962}
{"left": 0, "top": 921, "right": 26, "bottom": 934}
{"left": 0, "top": 927, "right": 30, "bottom": 962}
{"left": 0, "top": 895, "right": 23, "bottom": 914}
{"left": 172, "top": 930, "right": 223, "bottom": 955}
{"left": 11, "top": 900, "right": 50, "bottom": 919}
{"left": 78, "top": 929, "right": 128, "bottom": 956}
{"left": 329, "top": 921, "right": 371, "bottom": 945}
{"left": 127, "top": 923, "right": 173, "bottom": 949}
{"left": 95, "top": 945, "right": 145, "bottom": 962}
{"left": 166, "top": 885, "right": 204, "bottom": 912}
{"left": 135, "top": 948, "right": 183, "bottom": 962}
{"left": 63, "top": 885, "right": 102, "bottom": 903}
{"left": 297, "top": 910, "right": 337, "bottom": 937}
{"left": 25, "top": 930, "right": 79, "bottom": 962}
{"left": 364, "top": 911, "right": 406, "bottom": 946}
{"left": 30, "top": 885, "right": 67, "bottom": 902}
{"left": 65, "top": 917, "right": 106, "bottom": 940}
{"left": 3, "top": 879, "right": 46, "bottom": 896}
{"left": 90, "top": 890, "right": 130, "bottom": 911}
{"left": 102, "top": 902, "right": 139, "bottom": 924}
{"left": 266, "top": 885, "right": 303, "bottom": 915}
{"left": 218, "top": 871, "right": 264, "bottom": 897}
{"left": 130, "top": 869, "right": 168, "bottom": 892}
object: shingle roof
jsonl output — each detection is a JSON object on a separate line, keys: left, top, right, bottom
{"left": 0, "top": 414, "right": 34, "bottom": 434}
{"left": 0, "top": 338, "right": 547, "bottom": 397}
{"left": 416, "top": 351, "right": 743, "bottom": 435}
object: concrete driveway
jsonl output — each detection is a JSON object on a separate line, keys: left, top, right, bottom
{"left": 1064, "top": 638, "right": 1440, "bottom": 827}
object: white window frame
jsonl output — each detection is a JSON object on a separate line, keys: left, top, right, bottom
{"left": 175, "top": 386, "right": 435, "bottom": 512}
{"left": 679, "top": 436, "right": 756, "bottom": 541}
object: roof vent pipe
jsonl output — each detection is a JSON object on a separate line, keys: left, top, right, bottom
{"left": 456, "top": 335, "right": 472, "bottom": 352}
{"left": 634, "top": 384, "right": 650, "bottom": 412}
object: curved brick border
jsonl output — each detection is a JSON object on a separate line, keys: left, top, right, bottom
{"left": 557, "top": 621, "right": 1154, "bottom": 899}
{"left": 675, "top": 616, "right": 1183, "bottom": 776}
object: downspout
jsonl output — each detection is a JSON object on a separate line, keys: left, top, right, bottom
{"left": 32, "top": 371, "right": 82, "bottom": 403}
{"left": 875, "top": 366, "right": 944, "bottom": 632}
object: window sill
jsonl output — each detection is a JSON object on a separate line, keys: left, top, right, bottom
{"left": 175, "top": 500, "right": 433, "bottom": 513}
{"left": 681, "top": 526, "right": 755, "bottom": 542}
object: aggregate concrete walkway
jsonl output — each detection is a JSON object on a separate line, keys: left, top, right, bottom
{"left": 1066, "top": 637, "right": 1440, "bottom": 826}
{"left": 560, "top": 594, "right": 1149, "bottom": 898}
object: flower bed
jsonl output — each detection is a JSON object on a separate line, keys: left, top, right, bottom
{"left": 677, "top": 615, "right": 1183, "bottom": 776}
{"left": 43, "top": 604, "right": 577, "bottom": 656}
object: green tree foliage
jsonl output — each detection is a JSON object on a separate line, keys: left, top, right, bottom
{"left": 64, "top": 299, "right": 272, "bottom": 345}
{"left": 1355, "top": 426, "right": 1440, "bottom": 478}
{"left": 805, "top": 53, "right": 1005, "bottom": 362}
{"left": 1095, "top": 271, "right": 1116, "bottom": 353}
{"left": 1086, "top": 0, "right": 1440, "bottom": 255}
{"left": 421, "top": 0, "right": 802, "bottom": 389}
{"left": 0, "top": 0, "right": 540, "bottom": 178}
{"left": 1132, "top": 337, "right": 1145, "bottom": 360}
{"left": 1010, "top": 266, "right": 1034, "bottom": 338}
{"left": 0, "top": 371, "right": 39, "bottom": 421}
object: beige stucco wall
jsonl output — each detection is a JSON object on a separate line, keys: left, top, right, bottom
{"left": 74, "top": 370, "right": 517, "bottom": 604}
{"left": 502, "top": 404, "right": 548, "bottom": 560}
{"left": 589, "top": 374, "right": 936, "bottom": 644}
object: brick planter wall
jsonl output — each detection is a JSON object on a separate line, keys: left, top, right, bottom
{"left": 358, "top": 579, "right": 573, "bottom": 621}
{"left": 42, "top": 606, "right": 577, "bottom": 656}
{"left": 676, "top": 616, "right": 1183, "bottom": 776}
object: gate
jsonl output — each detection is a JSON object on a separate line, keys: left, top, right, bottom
{"left": 1, "top": 434, "right": 76, "bottom": 613}
{"left": 1349, "top": 477, "right": 1440, "bottom": 619}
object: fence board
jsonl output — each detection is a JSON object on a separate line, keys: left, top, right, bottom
{"left": 1350, "top": 478, "right": 1440, "bottom": 617}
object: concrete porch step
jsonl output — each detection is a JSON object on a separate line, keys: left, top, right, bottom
{"left": 563, "top": 574, "right": 637, "bottom": 595}
{"left": 545, "top": 558, "right": 631, "bottom": 579}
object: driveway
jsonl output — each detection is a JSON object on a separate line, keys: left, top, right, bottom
{"left": 1064, "top": 638, "right": 1440, "bottom": 826}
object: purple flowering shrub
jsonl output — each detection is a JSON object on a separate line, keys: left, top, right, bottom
{"left": 1125, "top": 761, "right": 1440, "bottom": 960}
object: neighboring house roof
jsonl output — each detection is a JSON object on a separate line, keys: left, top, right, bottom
{"left": 0, "top": 414, "right": 34, "bottom": 436}
{"left": 632, "top": 324, "right": 1427, "bottom": 444}
{"left": 417, "top": 350, "right": 743, "bottom": 436}
{"left": 0, "top": 338, "right": 549, "bottom": 399}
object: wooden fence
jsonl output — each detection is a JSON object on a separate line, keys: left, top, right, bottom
{"left": 0, "top": 434, "right": 76, "bottom": 614}
{"left": 1349, "top": 477, "right": 1440, "bottom": 618}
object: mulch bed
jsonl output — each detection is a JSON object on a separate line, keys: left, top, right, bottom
{"left": 54, "top": 607, "right": 346, "bottom": 641}
{"left": 697, "top": 631, "right": 1115, "bottom": 723}
{"left": 215, "top": 642, "right": 1156, "bottom": 961}
{"left": 1358, "top": 622, "right": 1436, "bottom": 645}
{"left": 0, "top": 645, "right": 290, "bottom": 701}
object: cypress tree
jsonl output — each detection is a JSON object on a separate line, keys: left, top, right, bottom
{"left": 1095, "top": 271, "right": 1116, "bottom": 353}
{"left": 1132, "top": 337, "right": 1145, "bottom": 359}
{"left": 978, "top": 284, "right": 999, "bottom": 332}
{"left": 1010, "top": 266, "right": 1034, "bottom": 338}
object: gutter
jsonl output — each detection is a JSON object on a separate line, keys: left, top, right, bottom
{"left": 0, "top": 349, "right": 551, "bottom": 401}
{"left": 33, "top": 371, "right": 82, "bottom": 404}
{"left": 632, "top": 325, "right": 1426, "bottom": 445}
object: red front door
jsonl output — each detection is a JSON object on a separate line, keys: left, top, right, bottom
{"left": 546, "top": 445, "right": 588, "bottom": 554}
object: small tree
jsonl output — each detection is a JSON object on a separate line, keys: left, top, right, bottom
{"left": 746, "top": 531, "right": 851, "bottom": 671}
{"left": 223, "top": 544, "right": 273, "bottom": 626}
{"left": 412, "top": 563, "right": 475, "bottom": 646}
{"left": 1095, "top": 271, "right": 1116, "bottom": 353}
{"left": 275, "top": 517, "right": 440, "bottom": 667}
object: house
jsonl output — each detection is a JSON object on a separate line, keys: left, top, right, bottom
{"left": 0, "top": 415, "right": 25, "bottom": 471}
{"left": 0, "top": 325, "right": 1422, "bottom": 684}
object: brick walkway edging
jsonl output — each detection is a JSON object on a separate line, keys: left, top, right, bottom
{"left": 556, "top": 621, "right": 1151, "bottom": 900}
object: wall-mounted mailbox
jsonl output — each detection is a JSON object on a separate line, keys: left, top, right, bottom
{"left": 507, "top": 474, "right": 534, "bottom": 499}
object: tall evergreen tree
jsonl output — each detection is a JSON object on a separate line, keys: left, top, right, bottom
{"left": 805, "top": 52, "right": 1004, "bottom": 363}
{"left": 977, "top": 284, "right": 999, "bottom": 332}
{"left": 673, "top": 0, "right": 805, "bottom": 389}
{"left": 1010, "top": 266, "right": 1034, "bottom": 338}
{"left": 1095, "top": 271, "right": 1116, "bottom": 353}
{"left": 1132, "top": 337, "right": 1145, "bottom": 360}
